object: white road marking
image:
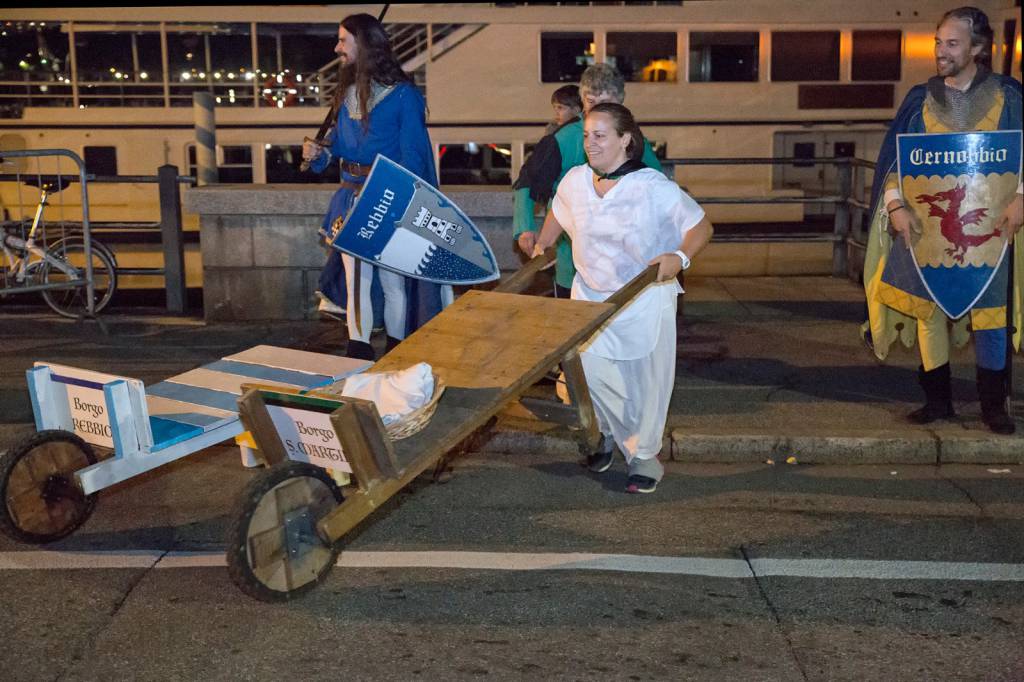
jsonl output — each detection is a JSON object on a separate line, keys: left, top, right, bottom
{"left": 1, "top": 550, "right": 1023, "bottom": 582}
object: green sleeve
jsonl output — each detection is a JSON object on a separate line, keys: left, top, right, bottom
{"left": 512, "top": 186, "right": 537, "bottom": 237}
{"left": 641, "top": 140, "right": 663, "bottom": 172}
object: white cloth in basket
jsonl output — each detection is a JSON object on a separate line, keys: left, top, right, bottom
{"left": 339, "top": 362, "right": 435, "bottom": 425}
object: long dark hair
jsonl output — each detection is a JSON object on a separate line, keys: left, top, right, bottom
{"left": 334, "top": 13, "right": 411, "bottom": 129}
{"left": 587, "top": 102, "right": 644, "bottom": 161}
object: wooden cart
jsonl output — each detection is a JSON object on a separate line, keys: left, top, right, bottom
{"left": 0, "top": 347, "right": 369, "bottom": 544}
{"left": 226, "top": 255, "right": 658, "bottom": 601}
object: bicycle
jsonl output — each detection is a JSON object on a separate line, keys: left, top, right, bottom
{"left": 0, "top": 174, "right": 117, "bottom": 318}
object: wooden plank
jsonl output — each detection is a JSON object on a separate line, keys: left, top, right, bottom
{"left": 146, "top": 381, "right": 239, "bottom": 412}
{"left": 493, "top": 248, "right": 555, "bottom": 294}
{"left": 604, "top": 264, "right": 659, "bottom": 310}
{"left": 329, "top": 402, "right": 386, "bottom": 491}
{"left": 166, "top": 368, "right": 304, "bottom": 395}
{"left": 349, "top": 400, "right": 399, "bottom": 478}
{"left": 145, "top": 395, "right": 235, "bottom": 430}
{"left": 224, "top": 345, "right": 372, "bottom": 380}
{"left": 373, "top": 290, "right": 615, "bottom": 393}
{"left": 237, "top": 389, "right": 288, "bottom": 467}
{"left": 561, "top": 352, "right": 600, "bottom": 454}
{"left": 319, "top": 388, "right": 497, "bottom": 541}
{"left": 198, "top": 360, "right": 332, "bottom": 388}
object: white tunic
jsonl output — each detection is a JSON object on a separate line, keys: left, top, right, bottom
{"left": 551, "top": 165, "right": 705, "bottom": 360}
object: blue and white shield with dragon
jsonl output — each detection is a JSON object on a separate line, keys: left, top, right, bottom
{"left": 897, "top": 130, "right": 1022, "bottom": 319}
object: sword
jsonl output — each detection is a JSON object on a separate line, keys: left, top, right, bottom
{"left": 300, "top": 4, "right": 391, "bottom": 172}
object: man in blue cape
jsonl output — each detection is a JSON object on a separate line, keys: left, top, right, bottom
{"left": 304, "top": 13, "right": 451, "bottom": 360}
{"left": 863, "top": 6, "right": 1023, "bottom": 434}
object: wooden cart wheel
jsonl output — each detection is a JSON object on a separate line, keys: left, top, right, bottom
{"left": 0, "top": 430, "right": 98, "bottom": 544}
{"left": 226, "top": 461, "right": 344, "bottom": 602}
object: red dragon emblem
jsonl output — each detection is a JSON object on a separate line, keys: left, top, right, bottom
{"left": 914, "top": 183, "right": 998, "bottom": 264}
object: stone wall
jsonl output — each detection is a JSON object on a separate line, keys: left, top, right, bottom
{"left": 184, "top": 184, "right": 834, "bottom": 321}
{"left": 183, "top": 185, "right": 521, "bottom": 321}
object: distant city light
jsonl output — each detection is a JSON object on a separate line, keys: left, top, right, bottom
{"left": 140, "top": 72, "right": 149, "bottom": 79}
{"left": 227, "top": 72, "right": 236, "bottom": 79}
{"left": 214, "top": 72, "right": 222, "bottom": 79}
{"left": 182, "top": 72, "right": 192, "bottom": 80}
{"left": 114, "top": 72, "right": 123, "bottom": 79}
{"left": 245, "top": 72, "right": 255, "bottom": 80}
{"left": 39, "top": 85, "right": 48, "bottom": 92}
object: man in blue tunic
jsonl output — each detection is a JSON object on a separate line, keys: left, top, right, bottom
{"left": 303, "top": 13, "right": 451, "bottom": 360}
{"left": 863, "top": 6, "right": 1023, "bottom": 434}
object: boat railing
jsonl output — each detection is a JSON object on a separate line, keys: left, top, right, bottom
{"left": 661, "top": 156, "right": 877, "bottom": 278}
{"left": 0, "top": 158, "right": 195, "bottom": 313}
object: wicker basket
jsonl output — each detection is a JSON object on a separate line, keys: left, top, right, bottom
{"left": 384, "top": 375, "right": 446, "bottom": 440}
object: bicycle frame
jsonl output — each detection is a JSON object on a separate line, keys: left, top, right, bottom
{"left": 0, "top": 150, "right": 96, "bottom": 311}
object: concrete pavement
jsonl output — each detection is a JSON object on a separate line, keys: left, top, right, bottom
{"left": 0, "top": 275, "right": 1021, "bottom": 464}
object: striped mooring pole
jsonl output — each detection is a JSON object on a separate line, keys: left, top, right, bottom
{"left": 193, "top": 91, "right": 218, "bottom": 185}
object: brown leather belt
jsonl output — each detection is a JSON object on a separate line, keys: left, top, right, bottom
{"left": 340, "top": 159, "right": 372, "bottom": 176}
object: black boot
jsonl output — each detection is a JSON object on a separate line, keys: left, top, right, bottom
{"left": 907, "top": 363, "right": 956, "bottom": 424}
{"left": 345, "top": 339, "right": 376, "bottom": 361}
{"left": 384, "top": 336, "right": 402, "bottom": 354}
{"left": 976, "top": 366, "right": 1016, "bottom": 435}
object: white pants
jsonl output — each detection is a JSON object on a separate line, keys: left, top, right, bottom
{"left": 580, "top": 296, "right": 676, "bottom": 461}
{"left": 342, "top": 254, "right": 407, "bottom": 342}
{"left": 342, "top": 254, "right": 454, "bottom": 342}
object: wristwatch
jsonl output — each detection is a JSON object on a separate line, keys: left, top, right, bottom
{"left": 674, "top": 249, "right": 691, "bottom": 270}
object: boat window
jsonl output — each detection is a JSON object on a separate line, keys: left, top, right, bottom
{"left": 167, "top": 23, "right": 254, "bottom": 108}
{"left": 187, "top": 144, "right": 253, "bottom": 183}
{"left": 264, "top": 145, "right": 340, "bottom": 184}
{"left": 0, "top": 21, "right": 72, "bottom": 108}
{"left": 688, "top": 32, "right": 759, "bottom": 82}
{"left": 540, "top": 32, "right": 594, "bottom": 83}
{"left": 256, "top": 23, "right": 337, "bottom": 108}
{"left": 851, "top": 30, "right": 902, "bottom": 81}
{"left": 771, "top": 31, "right": 840, "bottom": 81}
{"left": 84, "top": 146, "right": 117, "bottom": 176}
{"left": 439, "top": 143, "right": 512, "bottom": 186}
{"left": 607, "top": 32, "right": 677, "bottom": 83}
{"left": 75, "top": 27, "right": 163, "bottom": 106}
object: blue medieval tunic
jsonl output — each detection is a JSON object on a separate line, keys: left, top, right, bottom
{"left": 311, "top": 81, "right": 447, "bottom": 335}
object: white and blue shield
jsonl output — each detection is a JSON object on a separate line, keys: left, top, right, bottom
{"left": 329, "top": 155, "right": 500, "bottom": 286}
{"left": 897, "top": 130, "right": 1022, "bottom": 319}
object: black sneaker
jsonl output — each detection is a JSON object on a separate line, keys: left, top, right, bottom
{"left": 586, "top": 449, "right": 613, "bottom": 473}
{"left": 626, "top": 475, "right": 658, "bottom": 494}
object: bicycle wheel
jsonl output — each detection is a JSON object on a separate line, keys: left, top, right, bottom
{"left": 0, "top": 430, "right": 99, "bottom": 544}
{"left": 39, "top": 239, "right": 117, "bottom": 318}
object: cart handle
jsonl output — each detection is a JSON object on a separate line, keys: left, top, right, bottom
{"left": 494, "top": 247, "right": 556, "bottom": 294}
{"left": 604, "top": 264, "right": 659, "bottom": 311}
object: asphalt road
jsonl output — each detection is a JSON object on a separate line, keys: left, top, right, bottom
{"left": 1, "top": 448, "right": 1021, "bottom": 681}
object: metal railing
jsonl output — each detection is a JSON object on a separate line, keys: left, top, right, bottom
{"left": 0, "top": 156, "right": 194, "bottom": 313}
{"left": 661, "top": 156, "right": 876, "bottom": 277}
